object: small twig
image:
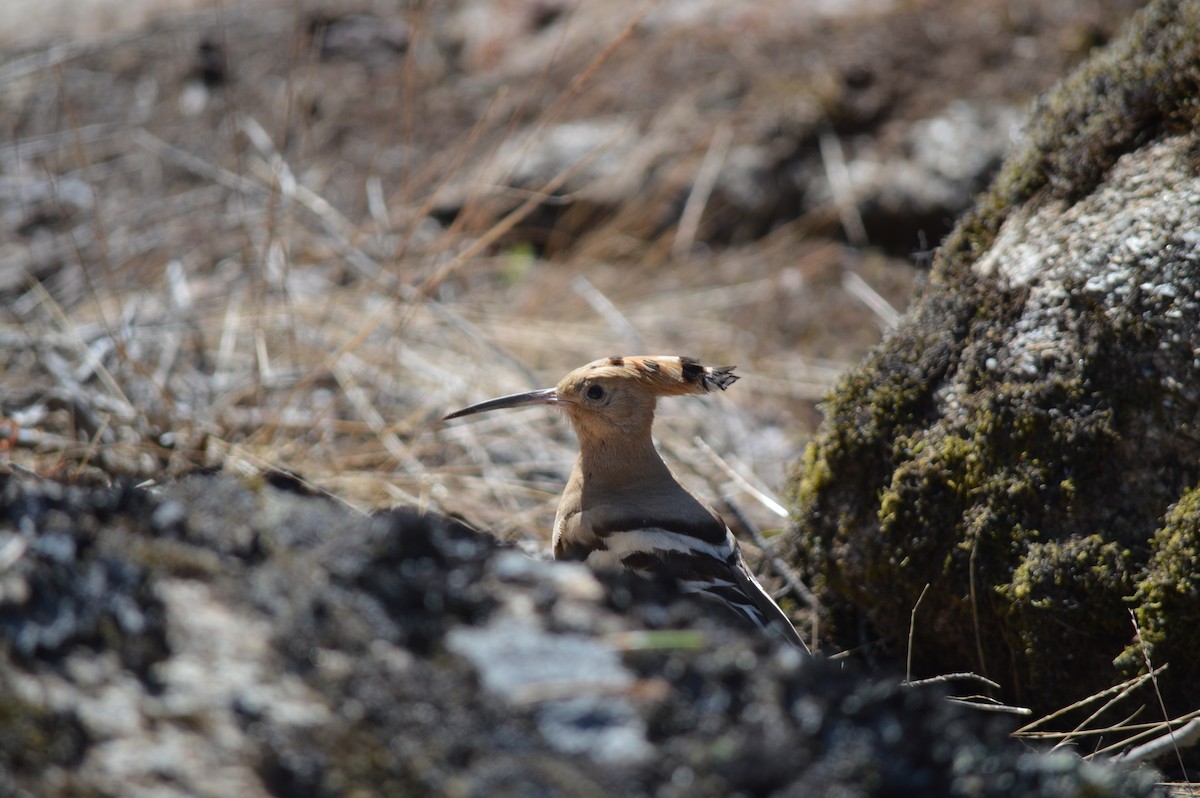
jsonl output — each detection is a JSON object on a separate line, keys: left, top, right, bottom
{"left": 6, "top": 463, "right": 42, "bottom": 482}
{"left": 214, "top": 291, "right": 243, "bottom": 383}
{"left": 1015, "top": 665, "right": 1167, "bottom": 735}
{"left": 905, "top": 672, "right": 1002, "bottom": 690}
{"left": 1024, "top": 718, "right": 1174, "bottom": 741}
{"left": 945, "top": 696, "right": 1033, "bottom": 716}
{"left": 1116, "top": 718, "right": 1200, "bottom": 765}
{"left": 1129, "top": 609, "right": 1191, "bottom": 777}
{"left": 968, "top": 538, "right": 988, "bottom": 680}
{"left": 152, "top": 329, "right": 183, "bottom": 392}
{"left": 694, "top": 436, "right": 787, "bottom": 518}
{"left": 905, "top": 583, "right": 931, "bottom": 684}
{"left": 254, "top": 327, "right": 272, "bottom": 381}
{"left": 842, "top": 270, "right": 900, "bottom": 329}
{"left": 366, "top": 175, "right": 389, "bottom": 231}
{"left": 571, "top": 275, "right": 644, "bottom": 352}
{"left": 134, "top": 128, "right": 260, "bottom": 195}
{"left": 818, "top": 129, "right": 867, "bottom": 247}
{"left": 1051, "top": 669, "right": 1153, "bottom": 752}
{"left": 1089, "top": 710, "right": 1200, "bottom": 761}
{"left": 672, "top": 123, "right": 732, "bottom": 261}
{"left": 510, "top": 677, "right": 674, "bottom": 706}
{"left": 902, "top": 672, "right": 1026, "bottom": 714}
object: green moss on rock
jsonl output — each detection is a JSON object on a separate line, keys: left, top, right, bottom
{"left": 1118, "top": 485, "right": 1200, "bottom": 697}
{"left": 786, "top": 0, "right": 1200, "bottom": 717}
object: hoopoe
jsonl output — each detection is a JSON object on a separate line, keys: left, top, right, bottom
{"left": 445, "top": 355, "right": 806, "bottom": 650}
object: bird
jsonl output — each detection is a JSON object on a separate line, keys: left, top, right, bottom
{"left": 444, "top": 355, "right": 806, "bottom": 650}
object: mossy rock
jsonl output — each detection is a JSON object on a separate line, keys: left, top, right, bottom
{"left": 787, "top": 0, "right": 1200, "bottom": 716}
{"left": 1119, "top": 485, "right": 1200, "bottom": 679}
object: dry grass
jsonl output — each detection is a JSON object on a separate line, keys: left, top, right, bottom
{"left": 0, "top": 3, "right": 908, "bottom": 550}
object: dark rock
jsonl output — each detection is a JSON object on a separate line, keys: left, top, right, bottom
{"left": 0, "top": 470, "right": 1165, "bottom": 796}
{"left": 0, "top": 474, "right": 168, "bottom": 680}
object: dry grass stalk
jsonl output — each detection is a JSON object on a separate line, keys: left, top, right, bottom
{"left": 1013, "top": 657, "right": 1200, "bottom": 780}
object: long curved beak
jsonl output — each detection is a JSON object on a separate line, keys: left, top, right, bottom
{"left": 444, "top": 387, "right": 559, "bottom": 420}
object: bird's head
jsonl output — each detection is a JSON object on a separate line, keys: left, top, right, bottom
{"left": 444, "top": 355, "right": 738, "bottom": 442}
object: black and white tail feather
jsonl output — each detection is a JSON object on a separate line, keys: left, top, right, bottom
{"left": 581, "top": 521, "right": 807, "bottom": 650}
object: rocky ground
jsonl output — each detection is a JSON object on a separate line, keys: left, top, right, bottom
{"left": 0, "top": 470, "right": 1168, "bottom": 796}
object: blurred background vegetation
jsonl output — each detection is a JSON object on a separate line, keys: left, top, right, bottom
{"left": 0, "top": 0, "right": 1143, "bottom": 542}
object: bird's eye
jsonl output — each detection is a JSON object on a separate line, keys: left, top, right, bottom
{"left": 585, "top": 384, "right": 606, "bottom": 401}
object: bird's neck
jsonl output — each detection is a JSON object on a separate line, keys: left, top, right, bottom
{"left": 552, "top": 422, "right": 702, "bottom": 561}
{"left": 574, "top": 427, "right": 674, "bottom": 492}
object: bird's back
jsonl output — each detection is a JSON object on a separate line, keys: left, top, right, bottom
{"left": 554, "top": 462, "right": 805, "bottom": 649}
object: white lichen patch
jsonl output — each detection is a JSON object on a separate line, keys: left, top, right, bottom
{"left": 972, "top": 135, "right": 1200, "bottom": 384}
{"left": 70, "top": 579, "right": 333, "bottom": 798}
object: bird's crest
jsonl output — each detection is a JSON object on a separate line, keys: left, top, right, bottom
{"left": 570, "top": 355, "right": 738, "bottom": 396}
